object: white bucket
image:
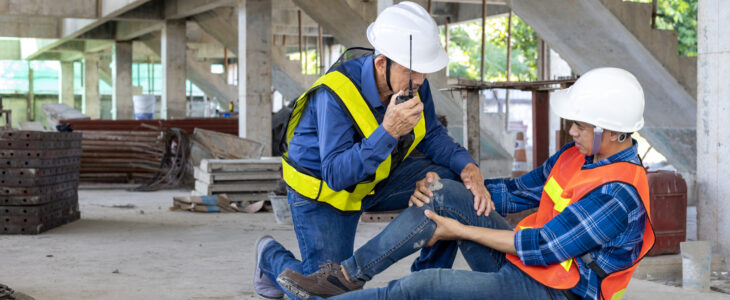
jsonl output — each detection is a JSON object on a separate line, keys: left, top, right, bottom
{"left": 133, "top": 95, "right": 156, "bottom": 120}
{"left": 268, "top": 193, "right": 292, "bottom": 225}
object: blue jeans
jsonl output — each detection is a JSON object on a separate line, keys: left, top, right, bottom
{"left": 327, "top": 179, "right": 568, "bottom": 300}
{"left": 259, "top": 157, "right": 459, "bottom": 299}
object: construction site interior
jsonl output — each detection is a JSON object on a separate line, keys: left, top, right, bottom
{"left": 0, "top": 0, "right": 729, "bottom": 299}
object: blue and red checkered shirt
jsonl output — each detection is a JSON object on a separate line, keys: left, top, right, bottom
{"left": 486, "top": 141, "right": 647, "bottom": 300}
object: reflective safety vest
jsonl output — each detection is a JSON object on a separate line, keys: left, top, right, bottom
{"left": 281, "top": 70, "right": 426, "bottom": 213}
{"left": 505, "top": 146, "right": 655, "bottom": 300}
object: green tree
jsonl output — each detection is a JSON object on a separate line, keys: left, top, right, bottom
{"left": 443, "top": 14, "right": 537, "bottom": 82}
{"left": 624, "top": 0, "right": 697, "bottom": 56}
{"left": 656, "top": 0, "right": 697, "bottom": 56}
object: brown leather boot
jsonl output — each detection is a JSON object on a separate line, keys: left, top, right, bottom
{"left": 276, "top": 262, "right": 363, "bottom": 299}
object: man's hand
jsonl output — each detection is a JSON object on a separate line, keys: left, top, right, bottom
{"left": 382, "top": 91, "right": 423, "bottom": 138}
{"left": 424, "top": 209, "right": 466, "bottom": 247}
{"left": 409, "top": 172, "right": 440, "bottom": 207}
{"left": 460, "top": 163, "right": 494, "bottom": 216}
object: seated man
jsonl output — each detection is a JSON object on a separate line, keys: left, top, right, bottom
{"left": 276, "top": 67, "right": 656, "bottom": 300}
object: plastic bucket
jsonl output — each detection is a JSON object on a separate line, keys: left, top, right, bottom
{"left": 133, "top": 95, "right": 156, "bottom": 120}
{"left": 268, "top": 193, "right": 292, "bottom": 225}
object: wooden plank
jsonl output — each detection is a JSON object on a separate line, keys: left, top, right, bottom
{"left": 200, "top": 158, "right": 281, "bottom": 173}
{"left": 194, "top": 180, "right": 279, "bottom": 194}
{"left": 192, "top": 128, "right": 263, "bottom": 159}
{"left": 194, "top": 167, "right": 281, "bottom": 184}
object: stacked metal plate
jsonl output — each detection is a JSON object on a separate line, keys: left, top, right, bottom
{"left": 0, "top": 130, "right": 82, "bottom": 234}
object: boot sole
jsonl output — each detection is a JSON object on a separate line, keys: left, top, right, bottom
{"left": 254, "top": 236, "right": 284, "bottom": 300}
{"left": 276, "top": 276, "right": 314, "bottom": 299}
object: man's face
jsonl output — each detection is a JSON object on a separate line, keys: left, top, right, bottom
{"left": 388, "top": 60, "right": 426, "bottom": 96}
{"left": 569, "top": 120, "right": 595, "bottom": 155}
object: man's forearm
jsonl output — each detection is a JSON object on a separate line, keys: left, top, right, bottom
{"left": 461, "top": 225, "right": 517, "bottom": 255}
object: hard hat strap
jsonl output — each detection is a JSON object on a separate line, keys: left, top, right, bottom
{"left": 591, "top": 126, "right": 603, "bottom": 156}
{"left": 385, "top": 57, "right": 395, "bottom": 94}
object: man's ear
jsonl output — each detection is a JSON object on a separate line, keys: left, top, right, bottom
{"left": 607, "top": 130, "right": 619, "bottom": 142}
{"left": 374, "top": 55, "right": 387, "bottom": 75}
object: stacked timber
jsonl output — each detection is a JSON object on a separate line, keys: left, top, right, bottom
{"left": 193, "top": 158, "right": 281, "bottom": 203}
{"left": 78, "top": 131, "right": 165, "bottom": 184}
{"left": 0, "top": 130, "right": 82, "bottom": 234}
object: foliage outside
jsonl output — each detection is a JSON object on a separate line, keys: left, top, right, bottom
{"left": 444, "top": 14, "right": 537, "bottom": 82}
{"left": 443, "top": 0, "right": 697, "bottom": 81}
{"left": 627, "top": 0, "right": 697, "bottom": 56}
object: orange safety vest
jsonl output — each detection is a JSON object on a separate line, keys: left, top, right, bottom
{"left": 505, "top": 146, "right": 655, "bottom": 300}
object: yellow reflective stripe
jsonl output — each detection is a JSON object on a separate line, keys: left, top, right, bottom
{"left": 319, "top": 181, "right": 367, "bottom": 211}
{"left": 519, "top": 225, "right": 533, "bottom": 230}
{"left": 610, "top": 288, "right": 626, "bottom": 300}
{"left": 286, "top": 76, "right": 327, "bottom": 144}
{"left": 545, "top": 177, "right": 571, "bottom": 212}
{"left": 321, "top": 72, "right": 380, "bottom": 137}
{"left": 560, "top": 259, "right": 573, "bottom": 272}
{"left": 372, "top": 155, "right": 391, "bottom": 186}
{"left": 282, "top": 157, "right": 320, "bottom": 199}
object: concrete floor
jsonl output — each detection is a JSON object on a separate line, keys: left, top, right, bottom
{"left": 0, "top": 188, "right": 728, "bottom": 300}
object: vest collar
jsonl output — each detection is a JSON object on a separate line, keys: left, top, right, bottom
{"left": 582, "top": 139, "right": 641, "bottom": 170}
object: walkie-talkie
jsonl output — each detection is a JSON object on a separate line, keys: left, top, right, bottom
{"left": 395, "top": 35, "right": 413, "bottom": 104}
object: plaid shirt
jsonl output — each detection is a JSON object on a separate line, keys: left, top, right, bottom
{"left": 486, "top": 141, "right": 647, "bottom": 300}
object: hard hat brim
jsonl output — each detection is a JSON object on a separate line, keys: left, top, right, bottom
{"left": 550, "top": 88, "right": 581, "bottom": 123}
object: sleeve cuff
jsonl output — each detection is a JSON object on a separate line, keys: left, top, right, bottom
{"left": 515, "top": 228, "right": 547, "bottom": 266}
{"left": 485, "top": 178, "right": 510, "bottom": 215}
{"left": 450, "top": 152, "right": 477, "bottom": 175}
{"left": 368, "top": 125, "right": 398, "bottom": 154}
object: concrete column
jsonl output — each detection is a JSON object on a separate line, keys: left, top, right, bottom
{"left": 697, "top": 0, "right": 730, "bottom": 268}
{"left": 238, "top": 0, "right": 272, "bottom": 155}
{"left": 463, "top": 90, "right": 480, "bottom": 161}
{"left": 83, "top": 53, "right": 100, "bottom": 119}
{"left": 537, "top": 37, "right": 550, "bottom": 81}
{"left": 377, "top": 0, "right": 393, "bottom": 14}
{"left": 113, "top": 41, "right": 133, "bottom": 120}
{"left": 59, "top": 62, "right": 75, "bottom": 108}
{"left": 161, "top": 19, "right": 187, "bottom": 119}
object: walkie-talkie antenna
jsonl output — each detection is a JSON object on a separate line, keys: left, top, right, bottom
{"left": 395, "top": 34, "right": 415, "bottom": 104}
{"left": 407, "top": 34, "right": 413, "bottom": 98}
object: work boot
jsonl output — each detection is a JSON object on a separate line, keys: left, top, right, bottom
{"left": 253, "top": 235, "right": 284, "bottom": 300}
{"left": 276, "top": 262, "right": 362, "bottom": 299}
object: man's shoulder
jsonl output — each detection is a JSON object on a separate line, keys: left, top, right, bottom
{"left": 334, "top": 56, "right": 369, "bottom": 85}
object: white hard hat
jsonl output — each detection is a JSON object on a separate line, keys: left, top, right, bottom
{"left": 551, "top": 67, "right": 645, "bottom": 133}
{"left": 366, "top": 1, "right": 448, "bottom": 74}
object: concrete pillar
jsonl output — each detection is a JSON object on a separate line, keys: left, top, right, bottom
{"left": 463, "top": 89, "right": 480, "bottom": 161}
{"left": 238, "top": 0, "right": 272, "bottom": 155}
{"left": 161, "top": 19, "right": 187, "bottom": 119}
{"left": 377, "top": 0, "right": 393, "bottom": 14}
{"left": 680, "top": 241, "right": 711, "bottom": 292}
{"left": 697, "top": 0, "right": 730, "bottom": 269}
{"left": 113, "top": 41, "right": 133, "bottom": 120}
{"left": 83, "top": 53, "right": 100, "bottom": 119}
{"left": 537, "top": 37, "right": 550, "bottom": 81}
{"left": 59, "top": 62, "right": 75, "bottom": 108}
